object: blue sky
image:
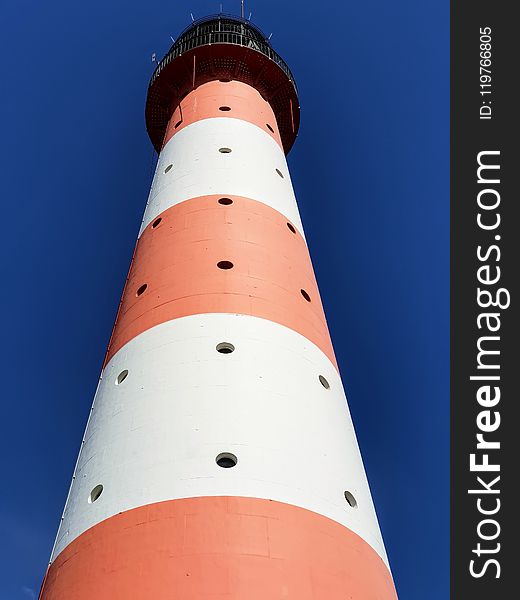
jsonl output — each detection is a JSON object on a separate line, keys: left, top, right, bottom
{"left": 0, "top": 1, "right": 448, "bottom": 598}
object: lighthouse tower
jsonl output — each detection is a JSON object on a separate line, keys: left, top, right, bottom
{"left": 39, "top": 14, "right": 397, "bottom": 600}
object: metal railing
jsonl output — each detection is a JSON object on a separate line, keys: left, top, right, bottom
{"left": 176, "top": 13, "right": 267, "bottom": 41}
{"left": 149, "top": 16, "right": 296, "bottom": 90}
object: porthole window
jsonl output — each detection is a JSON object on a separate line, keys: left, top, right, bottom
{"left": 88, "top": 485, "right": 103, "bottom": 504}
{"left": 216, "top": 452, "right": 237, "bottom": 468}
{"left": 287, "top": 222, "right": 296, "bottom": 234}
{"left": 219, "top": 147, "right": 232, "bottom": 154}
{"left": 266, "top": 123, "right": 274, "bottom": 133}
{"left": 216, "top": 342, "right": 235, "bottom": 354}
{"left": 115, "top": 370, "right": 128, "bottom": 385}
{"left": 344, "top": 491, "right": 358, "bottom": 508}
{"left": 275, "top": 168, "right": 284, "bottom": 178}
{"left": 136, "top": 283, "right": 148, "bottom": 296}
{"left": 319, "top": 375, "right": 330, "bottom": 389}
{"left": 174, "top": 120, "right": 182, "bottom": 129}
{"left": 217, "top": 260, "right": 234, "bottom": 270}
{"left": 219, "top": 106, "right": 231, "bottom": 112}
{"left": 164, "top": 164, "right": 173, "bottom": 174}
{"left": 300, "top": 289, "right": 311, "bottom": 302}
{"left": 219, "top": 78, "right": 231, "bottom": 83}
{"left": 218, "top": 197, "right": 233, "bottom": 205}
{"left": 152, "top": 217, "right": 162, "bottom": 228}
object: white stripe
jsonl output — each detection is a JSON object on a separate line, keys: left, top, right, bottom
{"left": 139, "top": 118, "right": 305, "bottom": 237}
{"left": 52, "top": 314, "right": 388, "bottom": 566}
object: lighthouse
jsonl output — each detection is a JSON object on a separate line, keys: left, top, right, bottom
{"left": 39, "top": 14, "right": 398, "bottom": 599}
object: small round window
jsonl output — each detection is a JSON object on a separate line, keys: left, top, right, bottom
{"left": 88, "top": 485, "right": 103, "bottom": 504}
{"left": 300, "top": 289, "right": 311, "bottom": 302}
{"left": 344, "top": 491, "right": 358, "bottom": 508}
{"left": 216, "top": 453, "right": 237, "bottom": 468}
{"left": 319, "top": 375, "right": 330, "bottom": 390}
{"left": 115, "top": 370, "right": 129, "bottom": 385}
{"left": 216, "top": 342, "right": 235, "bottom": 354}
{"left": 217, "top": 260, "right": 234, "bottom": 270}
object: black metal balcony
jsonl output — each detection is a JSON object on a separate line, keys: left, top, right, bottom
{"left": 150, "top": 15, "right": 297, "bottom": 92}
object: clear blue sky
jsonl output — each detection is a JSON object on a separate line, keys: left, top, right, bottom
{"left": 0, "top": 1, "right": 448, "bottom": 598}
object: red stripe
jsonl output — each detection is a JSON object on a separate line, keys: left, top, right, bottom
{"left": 40, "top": 496, "right": 397, "bottom": 599}
{"left": 105, "top": 195, "right": 336, "bottom": 368}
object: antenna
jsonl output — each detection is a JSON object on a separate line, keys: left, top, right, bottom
{"left": 248, "top": 12, "right": 252, "bottom": 20}
{"left": 241, "top": 0, "right": 244, "bottom": 18}
{"left": 219, "top": 3, "right": 223, "bottom": 13}
{"left": 268, "top": 32, "right": 273, "bottom": 40}
{"left": 190, "top": 12, "right": 195, "bottom": 21}
{"left": 170, "top": 36, "right": 175, "bottom": 43}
